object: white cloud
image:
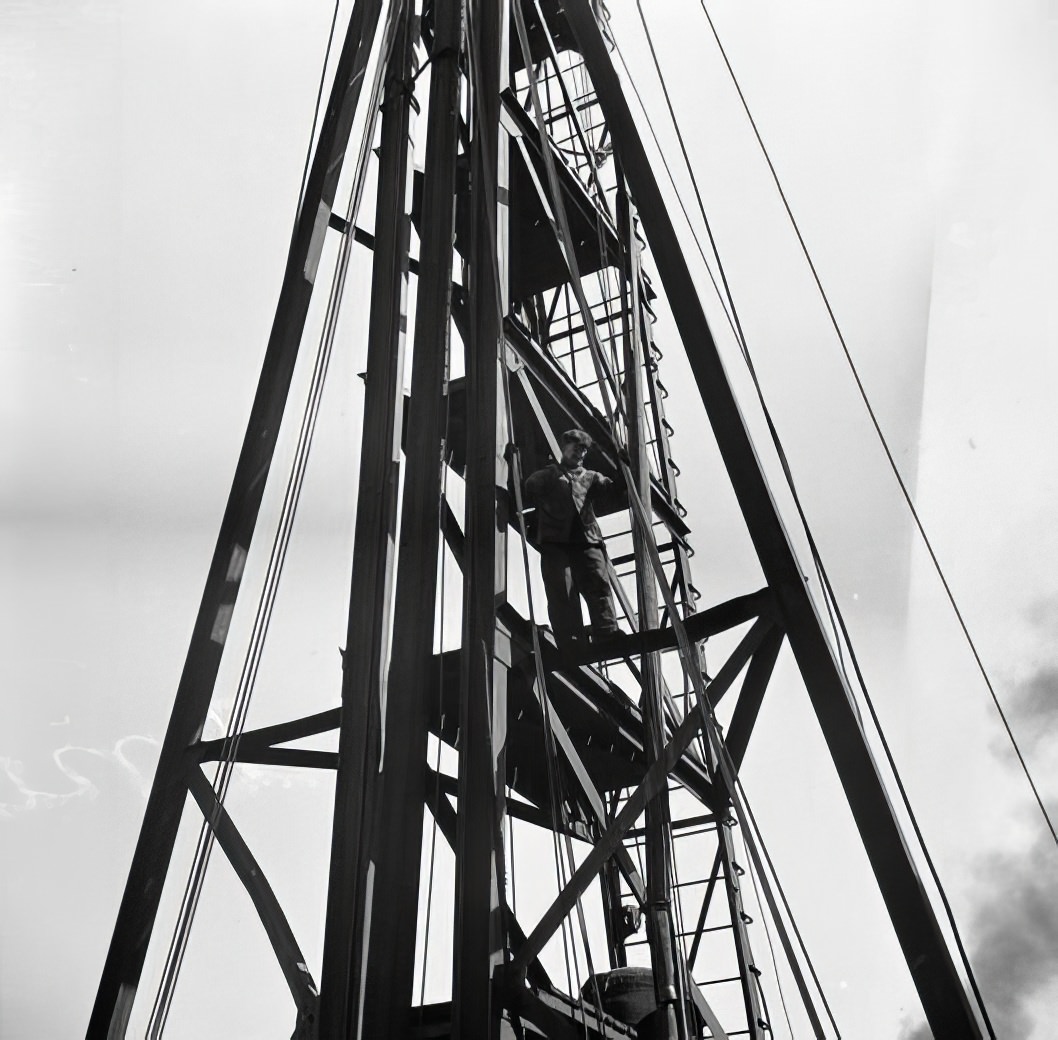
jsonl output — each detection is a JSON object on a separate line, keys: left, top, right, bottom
{"left": 0, "top": 736, "right": 159, "bottom": 817}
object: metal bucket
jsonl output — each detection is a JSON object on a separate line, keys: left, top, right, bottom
{"left": 580, "top": 967, "right": 657, "bottom": 1027}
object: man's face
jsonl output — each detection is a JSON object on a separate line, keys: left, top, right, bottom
{"left": 561, "top": 440, "right": 588, "bottom": 467}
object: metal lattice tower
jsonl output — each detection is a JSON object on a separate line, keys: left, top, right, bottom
{"left": 88, "top": 2, "right": 988, "bottom": 1038}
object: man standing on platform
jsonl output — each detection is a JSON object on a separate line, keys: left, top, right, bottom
{"left": 525, "top": 429, "right": 621, "bottom": 646}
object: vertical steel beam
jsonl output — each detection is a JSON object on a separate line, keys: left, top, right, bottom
{"left": 453, "top": 0, "right": 510, "bottom": 1035}
{"left": 564, "top": 3, "right": 984, "bottom": 1035}
{"left": 350, "top": 2, "right": 467, "bottom": 1035}
{"left": 87, "top": 5, "right": 390, "bottom": 1036}
{"left": 317, "top": 7, "right": 416, "bottom": 1038}
{"left": 618, "top": 184, "right": 685, "bottom": 1040}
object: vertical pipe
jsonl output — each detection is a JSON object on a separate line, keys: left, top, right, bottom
{"left": 353, "top": 1, "right": 467, "bottom": 1034}
{"left": 453, "top": 0, "right": 510, "bottom": 1036}
{"left": 318, "top": 7, "right": 417, "bottom": 1037}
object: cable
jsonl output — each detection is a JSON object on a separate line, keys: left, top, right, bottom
{"left": 503, "top": 377, "right": 601, "bottom": 1026}
{"left": 464, "top": 5, "right": 596, "bottom": 1015}
{"left": 692, "top": 0, "right": 1055, "bottom": 848}
{"left": 630, "top": 9, "right": 857, "bottom": 682}
{"left": 620, "top": 469, "right": 838, "bottom": 1036}
{"left": 630, "top": 0, "right": 862, "bottom": 756}
{"left": 294, "top": 0, "right": 343, "bottom": 224}
{"left": 620, "top": 7, "right": 1003, "bottom": 1032}
{"left": 145, "top": 10, "right": 396, "bottom": 1030}
{"left": 536, "top": 42, "right": 830, "bottom": 1039}
{"left": 812, "top": 558, "right": 998, "bottom": 1039}
{"left": 609, "top": 39, "right": 744, "bottom": 352}
{"left": 734, "top": 776, "right": 840, "bottom": 1038}
{"left": 632, "top": 0, "right": 748, "bottom": 360}
{"left": 740, "top": 810, "right": 796, "bottom": 1039}
{"left": 629, "top": 0, "right": 853, "bottom": 658}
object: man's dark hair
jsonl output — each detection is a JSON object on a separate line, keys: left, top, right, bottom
{"left": 561, "top": 429, "right": 592, "bottom": 448}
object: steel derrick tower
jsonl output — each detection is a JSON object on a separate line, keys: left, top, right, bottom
{"left": 88, "top": 2, "right": 988, "bottom": 1038}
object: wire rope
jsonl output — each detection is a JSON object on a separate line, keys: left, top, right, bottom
{"left": 734, "top": 775, "right": 840, "bottom": 1038}
{"left": 629, "top": 3, "right": 857, "bottom": 690}
{"left": 611, "top": 25, "right": 901, "bottom": 724}
{"left": 418, "top": 301, "right": 457, "bottom": 1014}
{"left": 145, "top": 11, "right": 397, "bottom": 1032}
{"left": 811, "top": 558, "right": 998, "bottom": 1039}
{"left": 630, "top": 0, "right": 866, "bottom": 777}
{"left": 503, "top": 368, "right": 601, "bottom": 1029}
{"left": 462, "top": 5, "right": 596, "bottom": 1015}
{"left": 609, "top": 39, "right": 743, "bottom": 352}
{"left": 147, "top": 0, "right": 342, "bottom": 1014}
{"left": 740, "top": 812, "right": 795, "bottom": 1038}
{"left": 508, "top": 22, "right": 707, "bottom": 1026}
{"left": 691, "top": 0, "right": 1055, "bottom": 848}
{"left": 515, "top": 28, "right": 750, "bottom": 1022}
{"left": 293, "top": 0, "right": 343, "bottom": 228}
{"left": 627, "top": 0, "right": 853, "bottom": 662}
{"left": 622, "top": 6, "right": 1002, "bottom": 1033}
{"left": 618, "top": 468, "right": 837, "bottom": 1036}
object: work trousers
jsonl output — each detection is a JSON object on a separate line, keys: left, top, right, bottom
{"left": 539, "top": 542, "right": 619, "bottom": 643}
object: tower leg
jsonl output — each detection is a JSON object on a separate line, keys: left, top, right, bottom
{"left": 87, "top": 4, "right": 390, "bottom": 1035}
{"left": 453, "top": 1, "right": 511, "bottom": 1036}
{"left": 565, "top": 2, "right": 984, "bottom": 1034}
{"left": 346, "top": 0, "right": 467, "bottom": 1034}
{"left": 317, "top": 7, "right": 417, "bottom": 1038}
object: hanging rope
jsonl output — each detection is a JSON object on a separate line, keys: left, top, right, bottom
{"left": 617, "top": 463, "right": 837, "bottom": 1036}
{"left": 740, "top": 817, "right": 796, "bottom": 1039}
{"left": 512, "top": 29, "right": 788, "bottom": 1021}
{"left": 735, "top": 774, "right": 840, "bottom": 1039}
{"left": 503, "top": 372, "right": 603, "bottom": 1027}
{"left": 609, "top": 39, "right": 744, "bottom": 353}
{"left": 462, "top": 6, "right": 601, "bottom": 1014}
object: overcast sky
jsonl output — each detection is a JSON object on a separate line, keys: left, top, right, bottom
{"left": 3, "top": 1, "right": 1057, "bottom": 1037}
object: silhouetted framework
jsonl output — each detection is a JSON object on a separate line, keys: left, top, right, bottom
{"left": 88, "top": 2, "right": 987, "bottom": 1038}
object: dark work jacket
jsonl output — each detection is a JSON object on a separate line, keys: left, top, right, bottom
{"left": 524, "top": 463, "right": 612, "bottom": 545}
